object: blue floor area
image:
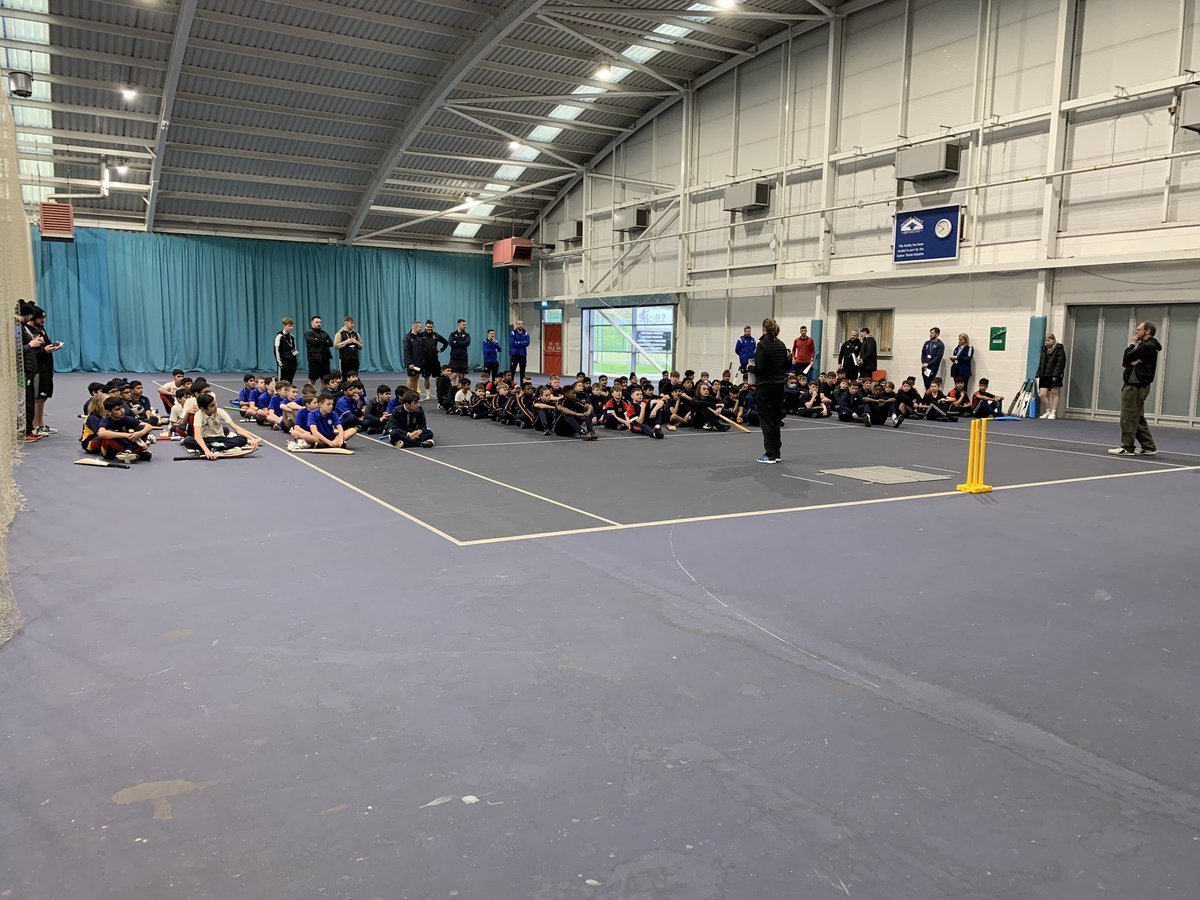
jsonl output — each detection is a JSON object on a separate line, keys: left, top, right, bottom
{"left": 3, "top": 373, "right": 1200, "bottom": 899}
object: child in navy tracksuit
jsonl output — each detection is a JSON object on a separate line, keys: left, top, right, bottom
{"left": 388, "top": 392, "right": 435, "bottom": 448}
{"left": 94, "top": 396, "right": 156, "bottom": 461}
{"left": 363, "top": 385, "right": 390, "bottom": 434}
{"left": 837, "top": 382, "right": 872, "bottom": 426}
{"left": 482, "top": 329, "right": 501, "bottom": 384}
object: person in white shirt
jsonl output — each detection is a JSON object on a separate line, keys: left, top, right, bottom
{"left": 183, "top": 392, "right": 262, "bottom": 459}
{"left": 452, "top": 378, "right": 472, "bottom": 415}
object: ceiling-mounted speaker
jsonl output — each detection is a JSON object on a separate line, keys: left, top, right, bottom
{"left": 39, "top": 202, "right": 75, "bottom": 241}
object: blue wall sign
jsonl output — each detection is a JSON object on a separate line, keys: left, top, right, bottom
{"left": 893, "top": 204, "right": 961, "bottom": 264}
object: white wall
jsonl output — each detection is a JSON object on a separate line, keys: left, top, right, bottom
{"left": 518, "top": 0, "right": 1200, "bottom": 413}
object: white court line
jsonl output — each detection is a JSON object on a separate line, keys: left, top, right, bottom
{"left": 256, "top": 441, "right": 464, "bottom": 546}
{"left": 455, "top": 464, "right": 1200, "bottom": 546}
{"left": 384, "top": 442, "right": 620, "bottom": 525}
{"left": 781, "top": 474, "right": 835, "bottom": 486}
{"left": 911, "top": 463, "right": 961, "bottom": 473}
{"left": 889, "top": 423, "right": 1184, "bottom": 468}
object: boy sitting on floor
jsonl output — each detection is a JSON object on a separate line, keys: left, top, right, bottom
{"left": 94, "top": 396, "right": 156, "bottom": 463}
{"left": 948, "top": 379, "right": 974, "bottom": 418}
{"left": 387, "top": 391, "right": 435, "bottom": 448}
{"left": 436, "top": 365, "right": 455, "bottom": 413}
{"left": 252, "top": 377, "right": 276, "bottom": 426}
{"left": 365, "top": 385, "right": 391, "bottom": 432}
{"left": 183, "top": 392, "right": 261, "bottom": 459}
{"left": 234, "top": 373, "right": 257, "bottom": 418}
{"left": 837, "top": 380, "right": 872, "bottom": 427}
{"left": 625, "top": 386, "right": 664, "bottom": 439}
{"left": 452, "top": 379, "right": 472, "bottom": 415}
{"left": 305, "top": 392, "right": 357, "bottom": 450}
{"left": 334, "top": 381, "right": 366, "bottom": 432}
{"left": 553, "top": 385, "right": 597, "bottom": 440}
{"left": 923, "top": 378, "right": 957, "bottom": 421}
{"left": 157, "top": 369, "right": 187, "bottom": 413}
{"left": 288, "top": 394, "right": 320, "bottom": 450}
{"left": 972, "top": 379, "right": 1004, "bottom": 418}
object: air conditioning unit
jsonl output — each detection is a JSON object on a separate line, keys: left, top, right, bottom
{"left": 613, "top": 206, "right": 649, "bottom": 233}
{"left": 723, "top": 180, "right": 770, "bottom": 212}
{"left": 559, "top": 219, "right": 583, "bottom": 246}
{"left": 39, "top": 202, "right": 75, "bottom": 241}
{"left": 492, "top": 237, "right": 533, "bottom": 267}
{"left": 1178, "top": 88, "right": 1200, "bottom": 133}
{"left": 895, "top": 141, "right": 961, "bottom": 182}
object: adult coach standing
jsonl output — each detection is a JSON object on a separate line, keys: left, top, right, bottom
{"left": 509, "top": 320, "right": 530, "bottom": 381}
{"left": 420, "top": 319, "right": 448, "bottom": 400}
{"left": 304, "top": 315, "right": 333, "bottom": 385}
{"left": 921, "top": 327, "right": 945, "bottom": 390}
{"left": 858, "top": 326, "right": 878, "bottom": 377}
{"left": 403, "top": 320, "right": 425, "bottom": 394}
{"left": 791, "top": 325, "right": 815, "bottom": 375}
{"left": 448, "top": 319, "right": 471, "bottom": 376}
{"left": 335, "top": 316, "right": 363, "bottom": 374}
{"left": 838, "top": 329, "right": 862, "bottom": 381}
{"left": 1110, "top": 321, "right": 1161, "bottom": 457}
{"left": 275, "top": 317, "right": 299, "bottom": 384}
{"left": 751, "top": 317, "right": 790, "bottom": 465}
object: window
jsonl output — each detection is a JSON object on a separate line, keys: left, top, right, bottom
{"left": 837, "top": 309, "right": 894, "bottom": 355}
{"left": 582, "top": 305, "right": 675, "bottom": 377}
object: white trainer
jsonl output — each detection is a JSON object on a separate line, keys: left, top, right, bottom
{"left": 1047, "top": 411, "right": 1056, "bottom": 420}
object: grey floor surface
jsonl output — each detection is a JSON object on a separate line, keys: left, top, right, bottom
{"left": 2, "top": 372, "right": 1199, "bottom": 900}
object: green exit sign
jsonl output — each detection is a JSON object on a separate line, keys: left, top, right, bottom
{"left": 989, "top": 326, "right": 1007, "bottom": 351}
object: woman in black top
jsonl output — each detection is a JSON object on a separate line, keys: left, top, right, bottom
{"left": 1036, "top": 333, "right": 1066, "bottom": 420}
{"left": 751, "top": 317, "right": 790, "bottom": 464}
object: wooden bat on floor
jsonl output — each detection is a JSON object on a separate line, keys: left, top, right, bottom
{"left": 73, "top": 457, "right": 130, "bottom": 469}
{"left": 173, "top": 446, "right": 258, "bottom": 461}
{"left": 291, "top": 447, "right": 355, "bottom": 454}
{"left": 715, "top": 411, "right": 752, "bottom": 433}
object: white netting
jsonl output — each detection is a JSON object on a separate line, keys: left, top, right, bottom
{"left": 0, "top": 91, "right": 34, "bottom": 646}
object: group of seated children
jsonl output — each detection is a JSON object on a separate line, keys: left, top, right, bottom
{"left": 81, "top": 361, "right": 1007, "bottom": 465}
{"left": 781, "top": 370, "right": 1005, "bottom": 428}
{"left": 80, "top": 374, "right": 261, "bottom": 462}
{"left": 430, "top": 365, "right": 758, "bottom": 441}
{"left": 228, "top": 370, "right": 434, "bottom": 451}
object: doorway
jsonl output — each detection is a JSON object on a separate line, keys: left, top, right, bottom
{"left": 1065, "top": 303, "right": 1200, "bottom": 425}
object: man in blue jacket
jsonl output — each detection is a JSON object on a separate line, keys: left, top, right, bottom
{"left": 921, "top": 326, "right": 945, "bottom": 390}
{"left": 509, "top": 320, "right": 531, "bottom": 382}
{"left": 448, "top": 319, "right": 471, "bottom": 376}
{"left": 482, "top": 328, "right": 502, "bottom": 383}
{"left": 402, "top": 320, "right": 425, "bottom": 395}
{"left": 735, "top": 325, "right": 756, "bottom": 373}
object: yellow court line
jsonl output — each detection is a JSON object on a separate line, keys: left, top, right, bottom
{"left": 257, "top": 441, "right": 465, "bottom": 547}
{"left": 456, "top": 463, "right": 1200, "bottom": 547}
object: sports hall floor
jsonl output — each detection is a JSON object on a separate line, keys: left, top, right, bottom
{"left": 3, "top": 371, "right": 1200, "bottom": 899}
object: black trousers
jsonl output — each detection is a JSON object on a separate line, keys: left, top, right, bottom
{"left": 24, "top": 376, "right": 35, "bottom": 435}
{"left": 308, "top": 360, "right": 329, "bottom": 385}
{"left": 757, "top": 382, "right": 784, "bottom": 460}
{"left": 510, "top": 355, "right": 527, "bottom": 382}
{"left": 278, "top": 361, "right": 297, "bottom": 386}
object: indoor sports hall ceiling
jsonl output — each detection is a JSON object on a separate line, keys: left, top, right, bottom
{"left": 1, "top": 0, "right": 836, "bottom": 250}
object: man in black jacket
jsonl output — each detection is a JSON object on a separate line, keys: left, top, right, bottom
{"left": 275, "top": 317, "right": 299, "bottom": 385}
{"left": 858, "top": 326, "right": 878, "bottom": 377}
{"left": 448, "top": 319, "right": 471, "bottom": 376}
{"left": 304, "top": 315, "right": 333, "bottom": 385}
{"left": 420, "top": 320, "right": 449, "bottom": 400}
{"left": 750, "top": 317, "right": 791, "bottom": 464}
{"left": 838, "top": 330, "right": 862, "bottom": 381}
{"left": 402, "top": 321, "right": 425, "bottom": 394}
{"left": 1110, "top": 321, "right": 1161, "bottom": 457}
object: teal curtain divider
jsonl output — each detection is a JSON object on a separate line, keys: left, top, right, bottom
{"left": 31, "top": 226, "right": 509, "bottom": 374}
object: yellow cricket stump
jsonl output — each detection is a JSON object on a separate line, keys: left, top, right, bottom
{"left": 957, "top": 418, "right": 993, "bottom": 493}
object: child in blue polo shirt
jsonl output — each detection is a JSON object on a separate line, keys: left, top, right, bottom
{"left": 303, "top": 392, "right": 356, "bottom": 450}
{"left": 334, "top": 381, "right": 366, "bottom": 431}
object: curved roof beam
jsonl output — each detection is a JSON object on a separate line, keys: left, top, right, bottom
{"left": 145, "top": 0, "right": 199, "bottom": 233}
{"left": 343, "top": 0, "right": 552, "bottom": 245}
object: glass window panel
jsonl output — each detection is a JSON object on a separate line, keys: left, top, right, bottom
{"left": 1160, "top": 306, "right": 1199, "bottom": 418}
{"left": 1067, "top": 305, "right": 1100, "bottom": 409}
{"left": 1096, "top": 306, "right": 1134, "bottom": 412}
